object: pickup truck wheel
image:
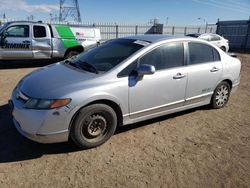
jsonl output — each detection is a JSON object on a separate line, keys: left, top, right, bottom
{"left": 211, "top": 81, "right": 231, "bottom": 109}
{"left": 65, "top": 51, "right": 79, "bottom": 59}
{"left": 70, "top": 104, "right": 117, "bottom": 149}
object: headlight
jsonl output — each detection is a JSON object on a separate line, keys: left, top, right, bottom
{"left": 24, "top": 98, "right": 71, "bottom": 109}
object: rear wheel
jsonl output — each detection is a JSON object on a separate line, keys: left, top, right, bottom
{"left": 70, "top": 104, "right": 117, "bottom": 149}
{"left": 65, "top": 51, "right": 80, "bottom": 59}
{"left": 211, "top": 81, "right": 231, "bottom": 109}
{"left": 220, "top": 46, "right": 226, "bottom": 52}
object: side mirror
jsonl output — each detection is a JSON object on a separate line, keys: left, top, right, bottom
{"left": 137, "top": 64, "right": 155, "bottom": 77}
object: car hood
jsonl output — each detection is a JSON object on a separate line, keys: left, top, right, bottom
{"left": 19, "top": 62, "right": 98, "bottom": 99}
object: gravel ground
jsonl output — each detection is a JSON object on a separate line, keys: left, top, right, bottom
{"left": 0, "top": 54, "right": 250, "bottom": 188}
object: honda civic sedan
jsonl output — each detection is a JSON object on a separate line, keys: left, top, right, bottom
{"left": 10, "top": 35, "right": 241, "bottom": 148}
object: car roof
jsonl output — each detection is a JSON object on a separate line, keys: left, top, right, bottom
{"left": 122, "top": 34, "right": 185, "bottom": 43}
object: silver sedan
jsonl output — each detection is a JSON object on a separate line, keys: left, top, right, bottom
{"left": 10, "top": 35, "right": 241, "bottom": 148}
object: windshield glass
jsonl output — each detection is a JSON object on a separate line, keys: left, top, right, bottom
{"left": 66, "top": 39, "right": 146, "bottom": 73}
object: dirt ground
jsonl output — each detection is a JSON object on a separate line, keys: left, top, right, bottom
{"left": 0, "top": 55, "right": 250, "bottom": 188}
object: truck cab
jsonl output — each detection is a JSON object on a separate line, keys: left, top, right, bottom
{"left": 0, "top": 21, "right": 53, "bottom": 59}
{"left": 0, "top": 21, "right": 101, "bottom": 60}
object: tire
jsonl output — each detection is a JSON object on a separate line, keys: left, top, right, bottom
{"left": 65, "top": 51, "right": 80, "bottom": 59}
{"left": 70, "top": 104, "right": 117, "bottom": 149}
{"left": 211, "top": 81, "right": 231, "bottom": 109}
{"left": 220, "top": 46, "right": 226, "bottom": 52}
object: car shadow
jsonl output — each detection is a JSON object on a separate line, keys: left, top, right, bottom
{"left": 0, "top": 103, "right": 210, "bottom": 163}
{"left": 0, "top": 59, "right": 60, "bottom": 69}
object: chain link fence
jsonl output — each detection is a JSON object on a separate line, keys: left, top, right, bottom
{"left": 0, "top": 19, "right": 217, "bottom": 40}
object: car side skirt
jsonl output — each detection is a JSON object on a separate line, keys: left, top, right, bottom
{"left": 123, "top": 93, "right": 212, "bottom": 125}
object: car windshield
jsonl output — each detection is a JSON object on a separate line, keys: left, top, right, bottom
{"left": 65, "top": 39, "right": 146, "bottom": 74}
{"left": 186, "top": 33, "right": 201, "bottom": 38}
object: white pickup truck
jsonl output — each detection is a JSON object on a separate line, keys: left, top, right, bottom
{"left": 0, "top": 21, "right": 101, "bottom": 60}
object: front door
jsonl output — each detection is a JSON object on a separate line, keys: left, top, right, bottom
{"left": 129, "top": 42, "right": 187, "bottom": 119}
{"left": 0, "top": 24, "right": 32, "bottom": 59}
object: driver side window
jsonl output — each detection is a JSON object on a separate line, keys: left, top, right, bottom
{"left": 5, "top": 25, "right": 29, "bottom": 38}
{"left": 140, "top": 42, "right": 184, "bottom": 71}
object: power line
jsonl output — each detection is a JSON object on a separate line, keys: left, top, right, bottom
{"left": 192, "top": 0, "right": 250, "bottom": 14}
{"left": 59, "top": 0, "right": 81, "bottom": 22}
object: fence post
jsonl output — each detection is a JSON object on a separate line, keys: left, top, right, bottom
{"left": 172, "top": 26, "right": 175, "bottom": 35}
{"left": 244, "top": 17, "right": 250, "bottom": 50}
{"left": 116, "top": 25, "right": 119, "bottom": 38}
{"left": 135, "top": 25, "right": 138, "bottom": 35}
{"left": 184, "top": 27, "right": 187, "bottom": 35}
{"left": 216, "top": 18, "right": 220, "bottom": 34}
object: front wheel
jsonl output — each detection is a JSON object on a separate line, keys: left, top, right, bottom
{"left": 211, "top": 81, "right": 231, "bottom": 109}
{"left": 70, "top": 104, "right": 117, "bottom": 149}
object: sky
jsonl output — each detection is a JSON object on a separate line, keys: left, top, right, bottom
{"left": 0, "top": 0, "right": 249, "bottom": 25}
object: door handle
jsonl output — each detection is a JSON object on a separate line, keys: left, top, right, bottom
{"left": 173, "top": 73, "right": 185, "bottom": 79}
{"left": 210, "top": 67, "right": 220, "bottom": 72}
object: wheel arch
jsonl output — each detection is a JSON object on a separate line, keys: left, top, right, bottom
{"left": 64, "top": 45, "right": 84, "bottom": 58}
{"left": 68, "top": 99, "right": 123, "bottom": 132}
{"left": 221, "top": 79, "right": 232, "bottom": 90}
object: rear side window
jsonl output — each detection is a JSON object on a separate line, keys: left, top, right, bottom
{"left": 188, "top": 42, "right": 220, "bottom": 65}
{"left": 33, "top": 26, "right": 46, "bottom": 38}
{"left": 140, "top": 43, "right": 184, "bottom": 70}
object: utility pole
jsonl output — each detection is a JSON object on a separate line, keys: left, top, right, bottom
{"left": 166, "top": 17, "right": 169, "bottom": 26}
{"left": 59, "top": 0, "right": 82, "bottom": 22}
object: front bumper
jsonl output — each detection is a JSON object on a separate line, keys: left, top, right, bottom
{"left": 10, "top": 88, "right": 71, "bottom": 144}
{"left": 13, "top": 117, "right": 69, "bottom": 143}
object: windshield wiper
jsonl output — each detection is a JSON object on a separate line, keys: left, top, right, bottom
{"left": 78, "top": 61, "right": 99, "bottom": 74}
{"left": 64, "top": 59, "right": 82, "bottom": 69}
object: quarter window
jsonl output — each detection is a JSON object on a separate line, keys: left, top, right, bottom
{"left": 5, "top": 25, "right": 29, "bottom": 38}
{"left": 140, "top": 43, "right": 184, "bottom": 70}
{"left": 33, "top": 26, "right": 46, "bottom": 38}
{"left": 189, "top": 42, "right": 220, "bottom": 65}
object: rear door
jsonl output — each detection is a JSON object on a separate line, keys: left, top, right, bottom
{"left": 0, "top": 24, "right": 32, "bottom": 59}
{"left": 185, "top": 42, "right": 222, "bottom": 104}
{"left": 32, "top": 24, "right": 52, "bottom": 59}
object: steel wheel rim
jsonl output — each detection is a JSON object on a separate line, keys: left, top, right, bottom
{"left": 81, "top": 114, "right": 108, "bottom": 143}
{"left": 215, "top": 85, "right": 229, "bottom": 107}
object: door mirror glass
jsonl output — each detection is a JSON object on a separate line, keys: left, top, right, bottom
{"left": 137, "top": 64, "right": 155, "bottom": 76}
